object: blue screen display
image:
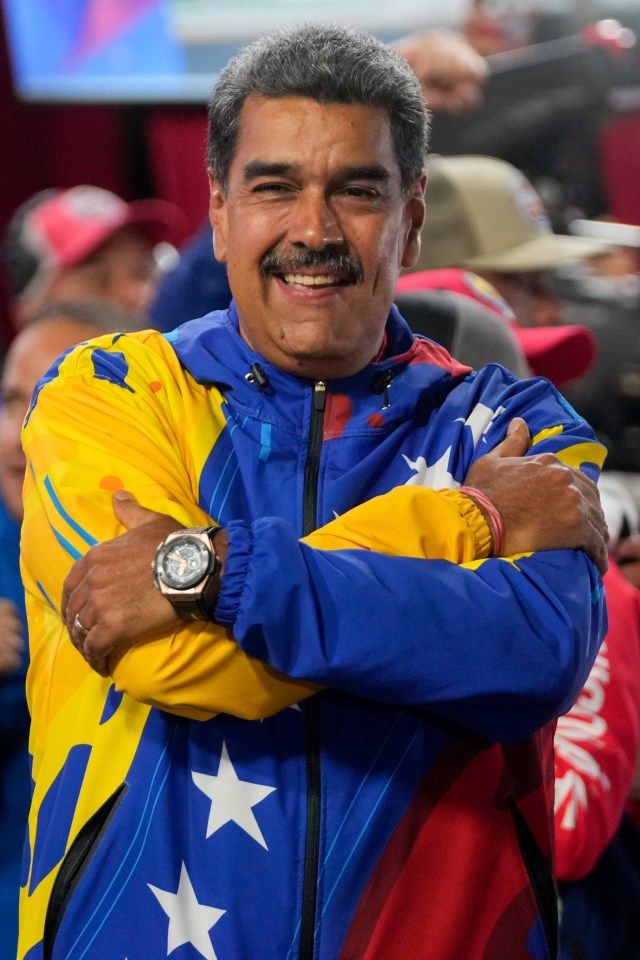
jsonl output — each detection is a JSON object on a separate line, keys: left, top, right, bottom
{"left": 1, "top": 0, "right": 462, "bottom": 103}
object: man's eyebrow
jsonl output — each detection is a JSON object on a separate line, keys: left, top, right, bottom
{"left": 241, "top": 161, "right": 391, "bottom": 182}
{"left": 337, "top": 165, "right": 390, "bottom": 183}
{"left": 242, "top": 161, "right": 299, "bottom": 180}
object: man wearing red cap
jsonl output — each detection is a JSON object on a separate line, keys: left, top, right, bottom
{"left": 2, "top": 185, "right": 181, "bottom": 325}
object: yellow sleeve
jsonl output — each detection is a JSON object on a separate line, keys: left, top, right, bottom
{"left": 22, "top": 331, "right": 491, "bottom": 731}
{"left": 21, "top": 331, "right": 317, "bottom": 739}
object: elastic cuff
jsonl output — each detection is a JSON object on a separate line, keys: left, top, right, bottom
{"left": 459, "top": 486, "right": 505, "bottom": 556}
{"left": 214, "top": 520, "right": 252, "bottom": 625}
{"left": 437, "top": 488, "right": 493, "bottom": 558}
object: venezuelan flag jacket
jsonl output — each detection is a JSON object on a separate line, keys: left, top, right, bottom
{"left": 19, "top": 305, "right": 606, "bottom": 960}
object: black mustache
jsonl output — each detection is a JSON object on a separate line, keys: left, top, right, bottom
{"left": 260, "top": 249, "right": 364, "bottom": 284}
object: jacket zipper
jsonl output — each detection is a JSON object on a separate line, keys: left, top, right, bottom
{"left": 299, "top": 379, "right": 326, "bottom": 960}
{"left": 508, "top": 796, "right": 559, "bottom": 959}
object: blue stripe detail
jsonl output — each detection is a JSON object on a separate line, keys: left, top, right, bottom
{"left": 321, "top": 715, "right": 402, "bottom": 869}
{"left": 259, "top": 423, "right": 272, "bottom": 462}
{"left": 216, "top": 464, "right": 241, "bottom": 518}
{"left": 52, "top": 527, "right": 82, "bottom": 561}
{"left": 318, "top": 730, "right": 421, "bottom": 922}
{"left": 44, "top": 475, "right": 98, "bottom": 547}
{"left": 36, "top": 581, "right": 57, "bottom": 612}
{"left": 206, "top": 421, "right": 242, "bottom": 517}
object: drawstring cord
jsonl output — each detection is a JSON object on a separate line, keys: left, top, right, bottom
{"left": 245, "top": 363, "right": 270, "bottom": 391}
{"left": 371, "top": 370, "right": 394, "bottom": 409}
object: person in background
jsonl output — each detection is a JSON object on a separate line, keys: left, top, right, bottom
{"left": 0, "top": 298, "right": 144, "bottom": 959}
{"left": 393, "top": 26, "right": 488, "bottom": 112}
{"left": 409, "top": 152, "right": 611, "bottom": 329}
{"left": 551, "top": 217, "right": 640, "bottom": 485}
{"left": 2, "top": 186, "right": 182, "bottom": 327}
{"left": 397, "top": 265, "right": 597, "bottom": 389}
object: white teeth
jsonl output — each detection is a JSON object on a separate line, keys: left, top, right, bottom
{"left": 283, "top": 273, "right": 340, "bottom": 286}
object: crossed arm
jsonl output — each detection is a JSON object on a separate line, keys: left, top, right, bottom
{"left": 22, "top": 342, "right": 608, "bottom": 737}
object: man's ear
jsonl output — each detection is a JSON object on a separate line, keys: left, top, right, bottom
{"left": 208, "top": 171, "right": 228, "bottom": 263}
{"left": 400, "top": 173, "right": 427, "bottom": 270}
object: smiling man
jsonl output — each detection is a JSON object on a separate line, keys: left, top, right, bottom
{"left": 18, "top": 23, "right": 608, "bottom": 960}
{"left": 209, "top": 94, "right": 424, "bottom": 379}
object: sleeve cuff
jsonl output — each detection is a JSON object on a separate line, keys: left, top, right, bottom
{"left": 436, "top": 489, "right": 493, "bottom": 559}
{"left": 214, "top": 520, "right": 253, "bottom": 625}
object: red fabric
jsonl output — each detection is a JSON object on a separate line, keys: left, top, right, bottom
{"left": 340, "top": 734, "right": 555, "bottom": 960}
{"left": 554, "top": 559, "right": 640, "bottom": 881}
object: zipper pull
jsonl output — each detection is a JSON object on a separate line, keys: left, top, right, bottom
{"left": 314, "top": 379, "right": 327, "bottom": 413}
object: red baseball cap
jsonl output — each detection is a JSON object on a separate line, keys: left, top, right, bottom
{"left": 397, "top": 268, "right": 597, "bottom": 387}
{"left": 9, "top": 185, "right": 183, "bottom": 303}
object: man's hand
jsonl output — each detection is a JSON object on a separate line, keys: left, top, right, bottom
{"left": 0, "top": 598, "right": 24, "bottom": 675}
{"left": 465, "top": 417, "right": 609, "bottom": 573}
{"left": 62, "top": 492, "right": 185, "bottom": 677}
{"left": 394, "top": 29, "right": 488, "bottom": 112}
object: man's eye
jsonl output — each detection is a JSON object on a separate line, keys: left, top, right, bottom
{"left": 252, "top": 182, "right": 293, "bottom": 194}
{"left": 339, "top": 186, "right": 379, "bottom": 200}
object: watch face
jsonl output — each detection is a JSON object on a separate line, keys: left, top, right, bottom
{"left": 158, "top": 535, "right": 212, "bottom": 590}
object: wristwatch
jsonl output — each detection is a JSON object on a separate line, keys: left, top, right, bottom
{"left": 153, "top": 527, "right": 222, "bottom": 621}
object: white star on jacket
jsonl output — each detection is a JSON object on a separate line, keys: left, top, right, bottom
{"left": 192, "top": 741, "right": 277, "bottom": 848}
{"left": 148, "top": 862, "right": 225, "bottom": 960}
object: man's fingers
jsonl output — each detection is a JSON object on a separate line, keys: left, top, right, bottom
{"left": 112, "top": 490, "right": 166, "bottom": 530}
{"left": 486, "top": 417, "right": 531, "bottom": 460}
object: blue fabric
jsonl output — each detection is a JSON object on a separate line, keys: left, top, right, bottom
{"left": 22, "top": 305, "right": 608, "bottom": 959}
{"left": 0, "top": 495, "right": 30, "bottom": 960}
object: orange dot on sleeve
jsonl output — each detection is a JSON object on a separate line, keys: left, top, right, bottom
{"left": 149, "top": 381, "right": 163, "bottom": 394}
{"left": 99, "top": 476, "right": 125, "bottom": 493}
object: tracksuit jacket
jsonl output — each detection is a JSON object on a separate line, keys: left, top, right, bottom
{"left": 19, "top": 304, "right": 607, "bottom": 960}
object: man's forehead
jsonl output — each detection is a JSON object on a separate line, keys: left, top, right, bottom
{"left": 237, "top": 95, "right": 392, "bottom": 144}
{"left": 231, "top": 95, "right": 399, "bottom": 177}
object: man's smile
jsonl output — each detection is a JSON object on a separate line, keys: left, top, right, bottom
{"left": 282, "top": 272, "right": 347, "bottom": 287}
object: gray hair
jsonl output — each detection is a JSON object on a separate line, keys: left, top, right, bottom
{"left": 207, "top": 23, "right": 430, "bottom": 194}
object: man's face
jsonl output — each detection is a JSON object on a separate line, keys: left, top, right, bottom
{"left": 482, "top": 270, "right": 564, "bottom": 328}
{"left": 0, "top": 319, "right": 100, "bottom": 520}
{"left": 209, "top": 95, "right": 425, "bottom": 379}
{"left": 17, "top": 228, "right": 158, "bottom": 325}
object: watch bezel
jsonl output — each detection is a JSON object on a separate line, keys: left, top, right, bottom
{"left": 155, "top": 533, "right": 215, "bottom": 590}
{"left": 153, "top": 527, "right": 222, "bottom": 621}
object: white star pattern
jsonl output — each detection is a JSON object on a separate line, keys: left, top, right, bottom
{"left": 403, "top": 403, "right": 506, "bottom": 488}
{"left": 403, "top": 447, "right": 456, "bottom": 489}
{"left": 456, "top": 402, "right": 506, "bottom": 445}
{"left": 192, "top": 741, "right": 276, "bottom": 848}
{"left": 148, "top": 862, "right": 225, "bottom": 960}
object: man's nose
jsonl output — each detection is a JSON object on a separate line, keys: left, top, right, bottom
{"left": 287, "top": 192, "right": 344, "bottom": 249}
